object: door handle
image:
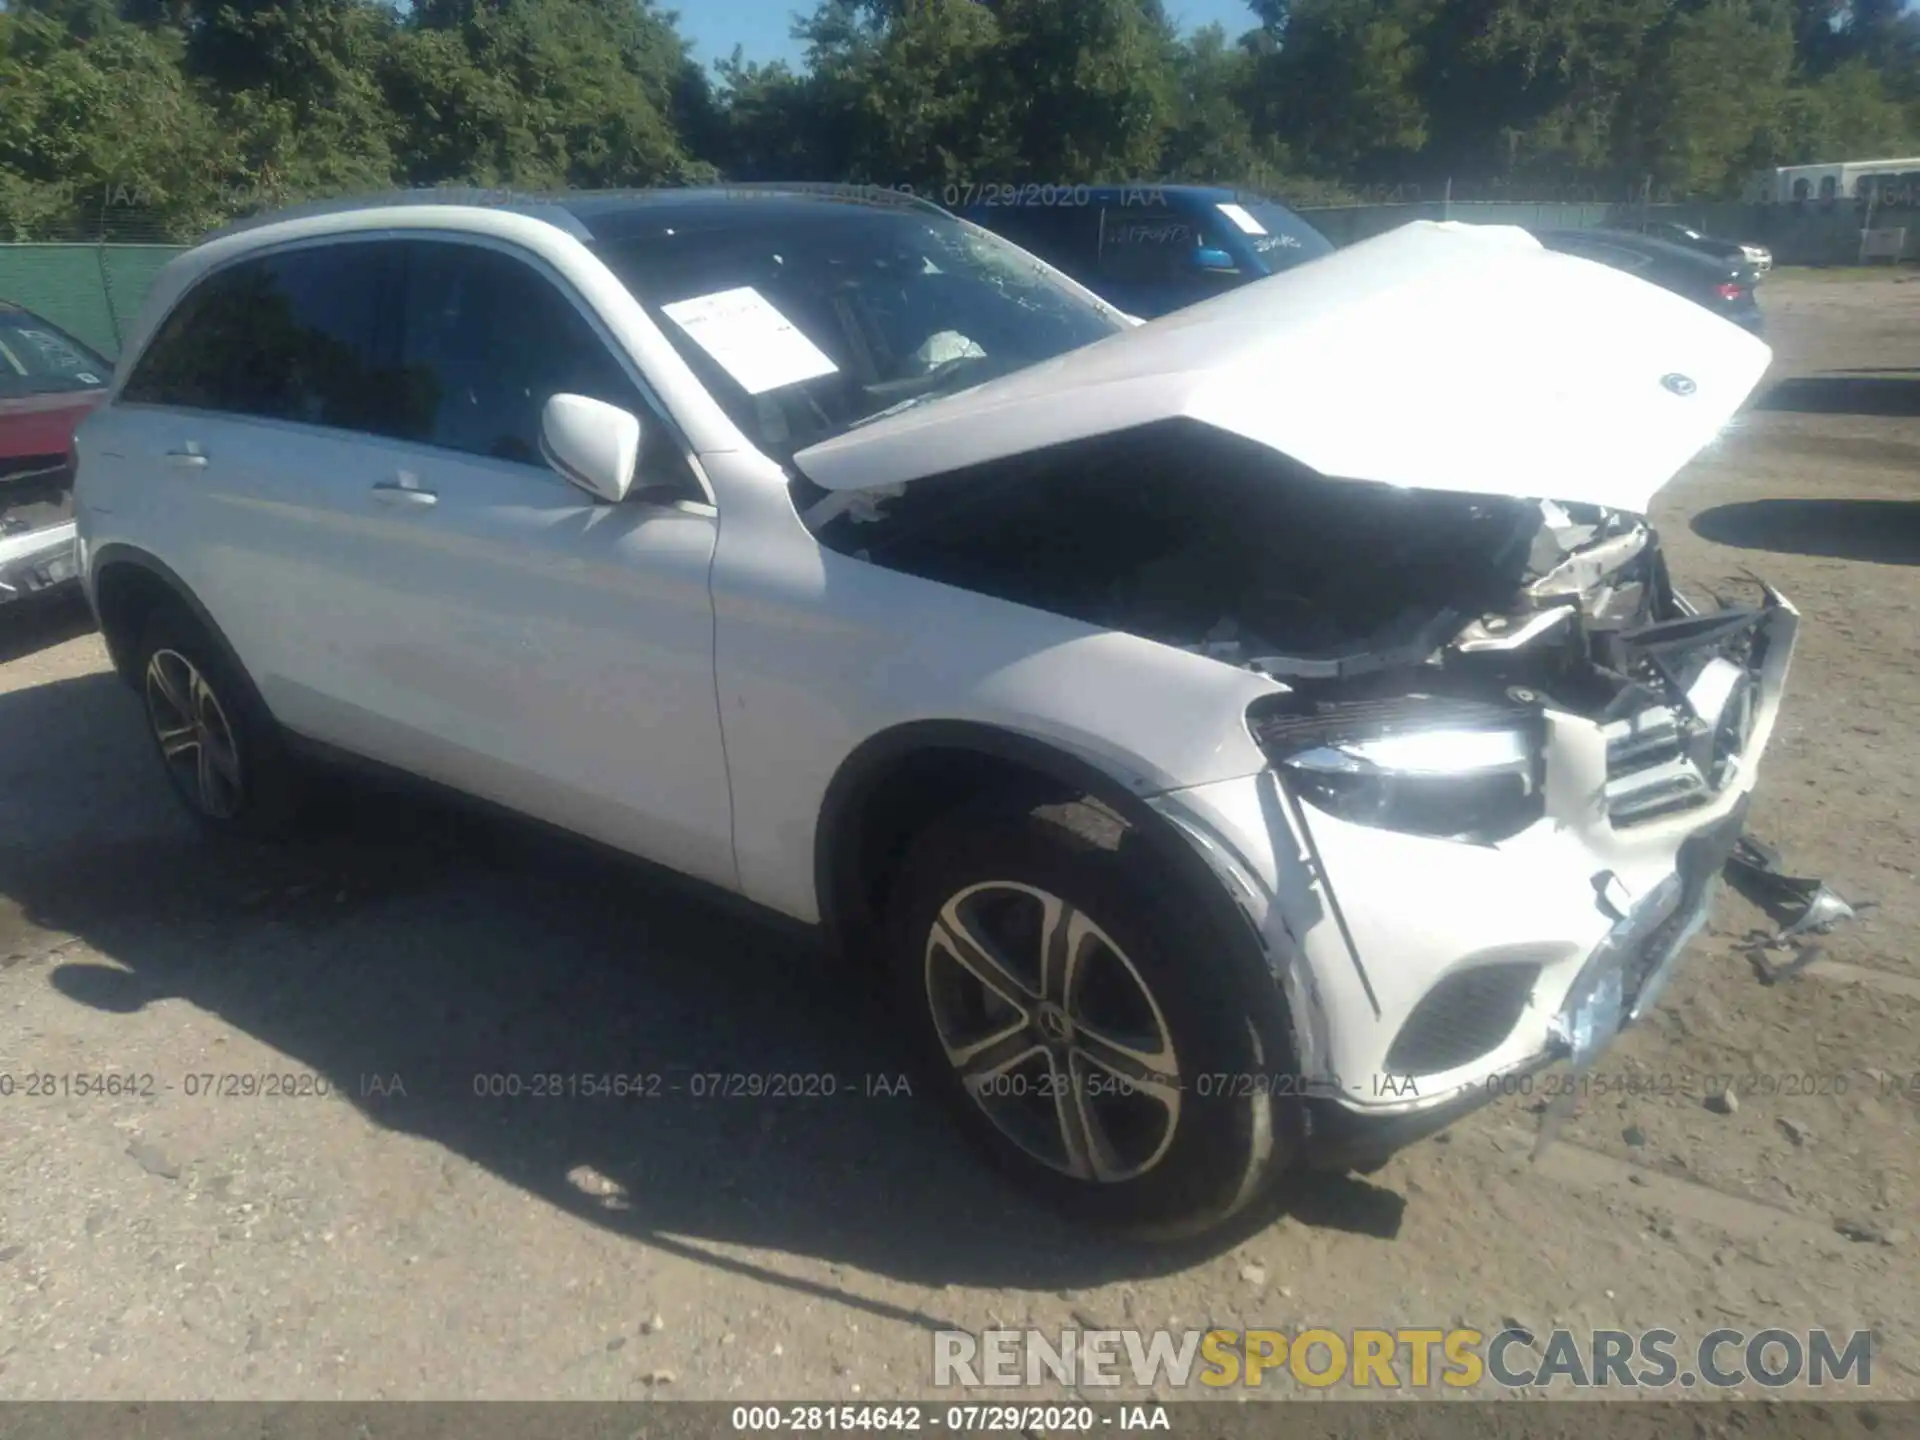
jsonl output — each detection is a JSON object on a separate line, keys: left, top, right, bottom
{"left": 372, "top": 478, "right": 438, "bottom": 508}
{"left": 163, "top": 447, "right": 207, "bottom": 470}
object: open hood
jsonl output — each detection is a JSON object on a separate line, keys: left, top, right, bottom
{"left": 792, "top": 221, "right": 1772, "bottom": 517}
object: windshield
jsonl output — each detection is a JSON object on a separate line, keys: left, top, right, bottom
{"left": 1223, "top": 200, "right": 1335, "bottom": 274}
{"left": 0, "top": 311, "right": 111, "bottom": 399}
{"left": 594, "top": 201, "right": 1124, "bottom": 463}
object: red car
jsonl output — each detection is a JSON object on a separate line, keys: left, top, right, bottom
{"left": 1, "top": 300, "right": 113, "bottom": 602}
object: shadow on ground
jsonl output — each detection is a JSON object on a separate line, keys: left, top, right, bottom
{"left": 0, "top": 587, "right": 96, "bottom": 664}
{"left": 1757, "top": 372, "right": 1920, "bottom": 418}
{"left": 0, "top": 670, "right": 1399, "bottom": 1319}
{"left": 1691, "top": 498, "right": 1920, "bottom": 566}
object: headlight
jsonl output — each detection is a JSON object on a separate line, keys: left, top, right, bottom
{"left": 1249, "top": 692, "right": 1545, "bottom": 843}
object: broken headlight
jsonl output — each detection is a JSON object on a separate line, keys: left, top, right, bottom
{"left": 1249, "top": 693, "right": 1545, "bottom": 844}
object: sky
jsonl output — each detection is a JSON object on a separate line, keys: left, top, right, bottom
{"left": 678, "top": 0, "right": 1262, "bottom": 69}
{"left": 677, "top": 0, "right": 1920, "bottom": 67}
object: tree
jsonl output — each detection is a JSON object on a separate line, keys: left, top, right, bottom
{"left": 0, "top": 6, "right": 235, "bottom": 238}
{"left": 1619, "top": 0, "right": 1799, "bottom": 197}
{"left": 796, "top": 0, "right": 1013, "bottom": 186}
{"left": 1246, "top": 0, "right": 1431, "bottom": 180}
{"left": 383, "top": 0, "right": 709, "bottom": 189}
{"left": 986, "top": 0, "right": 1177, "bottom": 181}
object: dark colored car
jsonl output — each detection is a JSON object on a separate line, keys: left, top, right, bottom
{"left": 1630, "top": 220, "right": 1772, "bottom": 275}
{"left": 0, "top": 300, "right": 113, "bottom": 601}
{"left": 1535, "top": 229, "right": 1764, "bottom": 336}
{"left": 961, "top": 184, "right": 1335, "bottom": 318}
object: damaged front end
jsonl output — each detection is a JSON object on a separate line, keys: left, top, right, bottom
{"left": 0, "top": 447, "right": 80, "bottom": 603}
{"left": 802, "top": 418, "right": 1797, "bottom": 1155}
{"left": 1231, "top": 482, "right": 1794, "bottom": 1118}
{"left": 1243, "top": 491, "right": 1795, "bottom": 843}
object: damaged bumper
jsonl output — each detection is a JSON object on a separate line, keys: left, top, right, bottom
{"left": 1, "top": 454, "right": 80, "bottom": 603}
{"left": 1151, "top": 586, "right": 1799, "bottom": 1170}
{"left": 0, "top": 517, "right": 78, "bottom": 601}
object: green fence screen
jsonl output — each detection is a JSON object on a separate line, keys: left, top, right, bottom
{"left": 0, "top": 244, "right": 186, "bottom": 359}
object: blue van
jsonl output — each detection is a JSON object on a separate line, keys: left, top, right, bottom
{"left": 961, "top": 184, "right": 1335, "bottom": 318}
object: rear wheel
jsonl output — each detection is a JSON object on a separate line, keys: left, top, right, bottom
{"left": 885, "top": 800, "right": 1298, "bottom": 1240}
{"left": 134, "top": 605, "right": 303, "bottom": 838}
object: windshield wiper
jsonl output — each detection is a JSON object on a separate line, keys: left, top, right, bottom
{"left": 844, "top": 355, "right": 993, "bottom": 432}
{"left": 846, "top": 391, "right": 940, "bottom": 431}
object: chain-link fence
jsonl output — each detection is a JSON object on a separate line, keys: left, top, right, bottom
{"left": 0, "top": 242, "right": 186, "bottom": 357}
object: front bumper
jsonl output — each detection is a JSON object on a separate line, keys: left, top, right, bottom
{"left": 1299, "top": 791, "right": 1749, "bottom": 1170}
{"left": 0, "top": 518, "right": 79, "bottom": 602}
{"left": 1151, "top": 587, "right": 1798, "bottom": 1165}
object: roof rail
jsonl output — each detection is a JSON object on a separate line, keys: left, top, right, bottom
{"left": 200, "top": 188, "right": 594, "bottom": 244}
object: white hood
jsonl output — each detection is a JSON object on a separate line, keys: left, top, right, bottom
{"left": 792, "top": 221, "right": 1772, "bottom": 516}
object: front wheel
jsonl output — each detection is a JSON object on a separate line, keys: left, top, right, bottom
{"left": 885, "top": 801, "right": 1298, "bottom": 1240}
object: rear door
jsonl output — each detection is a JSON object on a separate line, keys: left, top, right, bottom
{"left": 85, "top": 240, "right": 408, "bottom": 703}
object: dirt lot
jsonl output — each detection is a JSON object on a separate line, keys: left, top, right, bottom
{"left": 1, "top": 272, "right": 1916, "bottom": 1404}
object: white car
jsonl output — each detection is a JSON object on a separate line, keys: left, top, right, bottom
{"left": 74, "top": 189, "right": 1797, "bottom": 1239}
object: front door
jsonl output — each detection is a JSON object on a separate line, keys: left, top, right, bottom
{"left": 279, "top": 237, "right": 736, "bottom": 890}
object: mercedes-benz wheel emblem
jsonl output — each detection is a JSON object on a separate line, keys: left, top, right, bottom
{"left": 1035, "top": 1001, "right": 1073, "bottom": 1046}
{"left": 1661, "top": 373, "right": 1698, "bottom": 397}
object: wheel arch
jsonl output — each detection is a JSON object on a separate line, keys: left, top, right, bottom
{"left": 90, "top": 545, "right": 251, "bottom": 698}
{"left": 813, "top": 721, "right": 1273, "bottom": 997}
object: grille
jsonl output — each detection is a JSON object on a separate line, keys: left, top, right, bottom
{"left": 1603, "top": 657, "right": 1757, "bottom": 827}
{"left": 1601, "top": 705, "right": 1711, "bottom": 825}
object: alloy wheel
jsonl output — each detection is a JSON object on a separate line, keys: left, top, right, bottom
{"left": 923, "top": 881, "right": 1182, "bottom": 1183}
{"left": 144, "top": 648, "right": 245, "bottom": 820}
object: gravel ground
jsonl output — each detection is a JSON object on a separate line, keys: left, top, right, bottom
{"left": 1, "top": 271, "right": 1916, "bottom": 1404}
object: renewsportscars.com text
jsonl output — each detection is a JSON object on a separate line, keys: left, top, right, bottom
{"left": 932, "top": 1327, "right": 1874, "bottom": 1391}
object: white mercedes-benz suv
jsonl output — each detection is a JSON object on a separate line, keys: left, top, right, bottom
{"left": 74, "top": 186, "right": 1797, "bottom": 1239}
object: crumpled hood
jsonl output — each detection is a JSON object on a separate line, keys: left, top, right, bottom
{"left": 792, "top": 221, "right": 1772, "bottom": 516}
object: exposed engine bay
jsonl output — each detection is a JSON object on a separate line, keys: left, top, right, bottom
{"left": 800, "top": 419, "right": 1783, "bottom": 830}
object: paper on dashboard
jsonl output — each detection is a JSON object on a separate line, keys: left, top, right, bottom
{"left": 660, "top": 286, "right": 839, "bottom": 395}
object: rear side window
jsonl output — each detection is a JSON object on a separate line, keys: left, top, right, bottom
{"left": 121, "top": 244, "right": 400, "bottom": 432}
{"left": 390, "top": 240, "right": 646, "bottom": 467}
{"left": 1096, "top": 207, "right": 1220, "bottom": 281}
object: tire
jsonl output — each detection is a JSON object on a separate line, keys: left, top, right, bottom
{"left": 885, "top": 799, "right": 1299, "bottom": 1240}
{"left": 132, "top": 602, "right": 304, "bottom": 839}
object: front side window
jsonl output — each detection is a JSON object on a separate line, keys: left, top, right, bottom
{"left": 0, "top": 311, "right": 112, "bottom": 398}
{"left": 120, "top": 243, "right": 399, "bottom": 432}
{"left": 390, "top": 240, "right": 650, "bottom": 469}
{"left": 592, "top": 200, "right": 1123, "bottom": 464}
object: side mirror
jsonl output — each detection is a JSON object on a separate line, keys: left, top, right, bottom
{"left": 540, "top": 393, "right": 641, "bottom": 504}
{"left": 1190, "top": 245, "right": 1240, "bottom": 274}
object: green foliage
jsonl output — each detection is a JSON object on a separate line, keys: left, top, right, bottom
{"left": 1620, "top": 0, "right": 1800, "bottom": 196}
{"left": 0, "top": 6, "right": 238, "bottom": 238}
{"left": 0, "top": 0, "right": 1916, "bottom": 240}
